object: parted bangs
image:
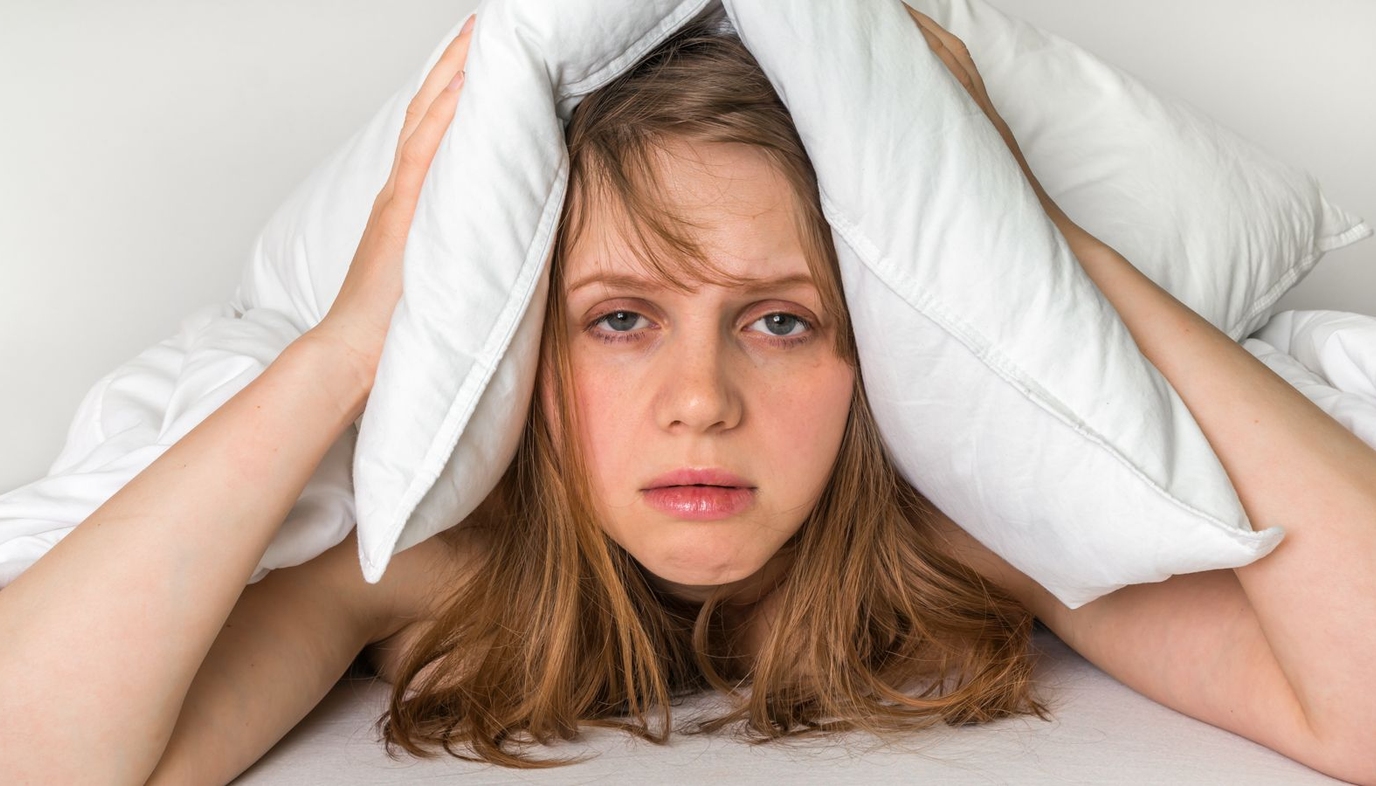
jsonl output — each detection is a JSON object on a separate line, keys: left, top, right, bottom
{"left": 551, "top": 26, "right": 855, "bottom": 362}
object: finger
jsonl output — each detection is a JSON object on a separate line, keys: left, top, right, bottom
{"left": 390, "top": 69, "right": 465, "bottom": 206}
{"left": 927, "top": 22, "right": 988, "bottom": 98}
{"left": 905, "top": 8, "right": 970, "bottom": 62}
{"left": 905, "top": 7, "right": 979, "bottom": 94}
{"left": 911, "top": 14, "right": 949, "bottom": 61}
{"left": 403, "top": 14, "right": 476, "bottom": 140}
{"left": 391, "top": 14, "right": 477, "bottom": 172}
{"left": 918, "top": 27, "right": 976, "bottom": 94}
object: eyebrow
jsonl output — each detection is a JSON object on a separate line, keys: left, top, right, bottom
{"left": 566, "top": 271, "right": 818, "bottom": 296}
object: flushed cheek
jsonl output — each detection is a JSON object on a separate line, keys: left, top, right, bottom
{"left": 751, "top": 363, "right": 854, "bottom": 500}
{"left": 573, "top": 364, "right": 648, "bottom": 506}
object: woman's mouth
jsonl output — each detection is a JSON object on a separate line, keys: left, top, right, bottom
{"left": 641, "top": 468, "right": 757, "bottom": 520}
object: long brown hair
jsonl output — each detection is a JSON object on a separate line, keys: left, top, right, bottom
{"left": 381, "top": 11, "right": 1044, "bottom": 767}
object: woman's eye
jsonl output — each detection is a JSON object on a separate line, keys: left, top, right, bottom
{"left": 749, "top": 312, "right": 810, "bottom": 338}
{"left": 594, "top": 311, "right": 646, "bottom": 331}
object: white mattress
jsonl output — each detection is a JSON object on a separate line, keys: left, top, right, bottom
{"left": 236, "top": 630, "right": 1341, "bottom": 784}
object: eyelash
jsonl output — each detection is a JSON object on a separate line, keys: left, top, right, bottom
{"left": 585, "top": 309, "right": 814, "bottom": 349}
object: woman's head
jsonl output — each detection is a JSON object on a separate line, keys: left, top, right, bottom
{"left": 384, "top": 12, "right": 1041, "bottom": 767}
{"left": 544, "top": 19, "right": 856, "bottom": 598}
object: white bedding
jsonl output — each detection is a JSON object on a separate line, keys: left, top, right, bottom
{"left": 1, "top": 2, "right": 1371, "bottom": 782}
{"left": 1244, "top": 310, "right": 1376, "bottom": 445}
{"left": 2, "top": 306, "right": 1375, "bottom": 586}
{"left": 0, "top": 304, "right": 357, "bottom": 586}
{"left": 234, "top": 629, "right": 1343, "bottom": 784}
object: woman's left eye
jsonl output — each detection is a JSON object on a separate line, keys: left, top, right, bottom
{"left": 748, "top": 312, "right": 811, "bottom": 340}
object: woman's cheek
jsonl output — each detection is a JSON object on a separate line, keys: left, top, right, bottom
{"left": 780, "top": 356, "right": 854, "bottom": 466}
{"left": 572, "top": 357, "right": 639, "bottom": 495}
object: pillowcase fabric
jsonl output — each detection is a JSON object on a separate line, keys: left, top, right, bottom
{"left": 225, "top": 0, "right": 1364, "bottom": 605}
{"left": 2, "top": 0, "right": 1366, "bottom": 606}
{"left": 924, "top": 0, "right": 1371, "bottom": 342}
{"left": 236, "top": 0, "right": 1340, "bottom": 606}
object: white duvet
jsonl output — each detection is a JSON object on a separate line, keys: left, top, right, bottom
{"left": 0, "top": 306, "right": 1372, "bottom": 587}
{"left": 1243, "top": 310, "right": 1376, "bottom": 447}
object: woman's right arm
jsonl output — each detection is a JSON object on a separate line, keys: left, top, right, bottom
{"left": 0, "top": 334, "right": 367, "bottom": 783}
{"left": 0, "top": 15, "right": 476, "bottom": 783}
{"left": 145, "top": 526, "right": 461, "bottom": 785}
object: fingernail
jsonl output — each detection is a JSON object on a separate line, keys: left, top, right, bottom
{"left": 461, "top": 14, "right": 476, "bottom": 34}
{"left": 447, "top": 69, "right": 465, "bottom": 92}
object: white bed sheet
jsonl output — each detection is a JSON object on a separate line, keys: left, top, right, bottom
{"left": 235, "top": 630, "right": 1341, "bottom": 785}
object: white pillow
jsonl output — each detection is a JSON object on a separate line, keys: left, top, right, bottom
{"left": 3, "top": 0, "right": 1365, "bottom": 605}
{"left": 235, "top": 0, "right": 1368, "bottom": 606}
{"left": 927, "top": 0, "right": 1372, "bottom": 341}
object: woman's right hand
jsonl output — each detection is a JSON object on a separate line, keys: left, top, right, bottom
{"left": 308, "top": 13, "right": 477, "bottom": 393}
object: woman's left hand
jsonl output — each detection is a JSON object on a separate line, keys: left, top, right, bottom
{"left": 903, "top": 6, "right": 1066, "bottom": 223}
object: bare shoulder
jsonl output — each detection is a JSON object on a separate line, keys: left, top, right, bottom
{"left": 361, "top": 525, "right": 488, "bottom": 684}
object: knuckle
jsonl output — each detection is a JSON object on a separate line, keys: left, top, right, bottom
{"left": 396, "top": 137, "right": 426, "bottom": 165}
{"left": 403, "top": 98, "right": 426, "bottom": 125}
{"left": 373, "top": 201, "right": 409, "bottom": 235}
{"left": 398, "top": 141, "right": 427, "bottom": 170}
{"left": 372, "top": 187, "right": 394, "bottom": 212}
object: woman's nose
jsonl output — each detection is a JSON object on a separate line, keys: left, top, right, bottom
{"left": 655, "top": 330, "right": 744, "bottom": 434}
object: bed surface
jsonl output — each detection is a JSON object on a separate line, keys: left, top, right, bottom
{"left": 238, "top": 631, "right": 1340, "bottom": 784}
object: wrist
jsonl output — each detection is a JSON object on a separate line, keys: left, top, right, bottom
{"left": 1045, "top": 205, "right": 1097, "bottom": 257}
{"left": 286, "top": 328, "right": 376, "bottom": 423}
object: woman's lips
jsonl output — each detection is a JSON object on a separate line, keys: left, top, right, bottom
{"left": 641, "top": 468, "right": 756, "bottom": 520}
{"left": 641, "top": 485, "right": 755, "bottom": 520}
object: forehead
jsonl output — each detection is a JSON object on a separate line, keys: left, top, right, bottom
{"left": 560, "top": 138, "right": 815, "bottom": 292}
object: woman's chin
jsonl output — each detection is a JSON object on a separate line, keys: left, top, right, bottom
{"left": 608, "top": 517, "right": 795, "bottom": 598}
{"left": 635, "top": 549, "right": 766, "bottom": 595}
{"left": 648, "top": 563, "right": 753, "bottom": 589}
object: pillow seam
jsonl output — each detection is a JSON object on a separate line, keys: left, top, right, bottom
{"left": 818, "top": 191, "right": 1271, "bottom": 547}
{"left": 562, "top": 0, "right": 713, "bottom": 96}
{"left": 367, "top": 168, "right": 570, "bottom": 573}
{"left": 1229, "top": 219, "right": 1373, "bottom": 341}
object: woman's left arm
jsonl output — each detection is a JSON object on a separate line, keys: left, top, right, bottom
{"left": 1031, "top": 232, "right": 1376, "bottom": 783}
{"left": 905, "top": 7, "right": 1376, "bottom": 783}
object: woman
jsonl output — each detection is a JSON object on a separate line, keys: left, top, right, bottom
{"left": 3, "top": 9, "right": 1373, "bottom": 784}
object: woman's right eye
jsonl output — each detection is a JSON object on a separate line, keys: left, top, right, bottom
{"left": 599, "top": 311, "right": 646, "bottom": 331}
{"left": 588, "top": 309, "right": 652, "bottom": 343}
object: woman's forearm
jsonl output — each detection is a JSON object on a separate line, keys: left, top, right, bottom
{"left": 1055, "top": 214, "right": 1376, "bottom": 772}
{"left": 901, "top": 12, "right": 1374, "bottom": 778}
{"left": 0, "top": 331, "right": 368, "bottom": 784}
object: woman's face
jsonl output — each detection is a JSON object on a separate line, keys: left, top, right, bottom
{"left": 559, "top": 138, "right": 855, "bottom": 602}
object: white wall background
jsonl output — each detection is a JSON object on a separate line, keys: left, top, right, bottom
{"left": 1, "top": 0, "right": 1372, "bottom": 492}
